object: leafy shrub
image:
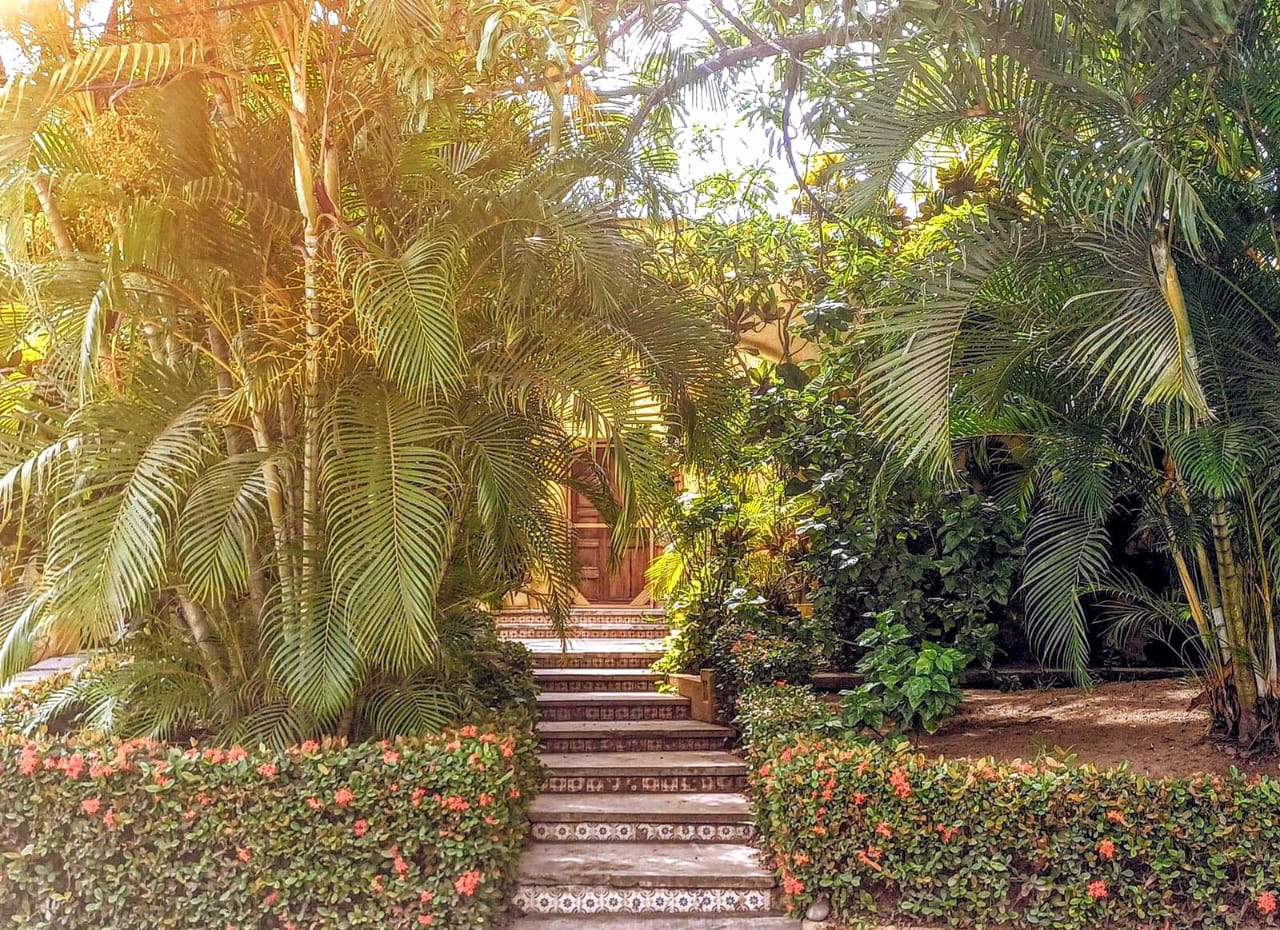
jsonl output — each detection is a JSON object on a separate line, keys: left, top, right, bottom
{"left": 735, "top": 683, "right": 841, "bottom": 754}
{"left": 0, "top": 624, "right": 537, "bottom": 746}
{"left": 798, "top": 471, "right": 1021, "bottom": 667}
{"left": 840, "top": 614, "right": 971, "bottom": 735}
{"left": 0, "top": 724, "right": 543, "bottom": 929}
{"left": 704, "top": 592, "right": 829, "bottom": 717}
{"left": 751, "top": 737, "right": 1280, "bottom": 930}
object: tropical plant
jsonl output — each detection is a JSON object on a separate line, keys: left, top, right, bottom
{"left": 632, "top": 0, "right": 1280, "bottom": 745}
{"left": 0, "top": 0, "right": 733, "bottom": 744}
{"left": 839, "top": 612, "right": 970, "bottom": 735}
{"left": 818, "top": 0, "right": 1280, "bottom": 745}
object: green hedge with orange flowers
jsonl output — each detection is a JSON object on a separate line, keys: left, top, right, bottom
{"left": 749, "top": 736, "right": 1280, "bottom": 930}
{"left": 0, "top": 723, "right": 543, "bottom": 929}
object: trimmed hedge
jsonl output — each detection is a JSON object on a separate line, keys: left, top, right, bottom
{"left": 0, "top": 725, "right": 543, "bottom": 928}
{"left": 750, "top": 737, "right": 1280, "bottom": 929}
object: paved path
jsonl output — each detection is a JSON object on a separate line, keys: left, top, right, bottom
{"left": 501, "top": 610, "right": 799, "bottom": 930}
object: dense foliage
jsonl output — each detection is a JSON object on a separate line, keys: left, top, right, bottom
{"left": 0, "top": 1, "right": 732, "bottom": 743}
{"left": 735, "top": 683, "right": 840, "bottom": 752}
{"left": 751, "top": 736, "right": 1280, "bottom": 930}
{"left": 770, "top": 354, "right": 1024, "bottom": 668}
{"left": 839, "top": 614, "right": 970, "bottom": 735}
{"left": 633, "top": 0, "right": 1280, "bottom": 745}
{"left": 0, "top": 725, "right": 542, "bottom": 928}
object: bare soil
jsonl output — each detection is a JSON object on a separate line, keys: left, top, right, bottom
{"left": 913, "top": 678, "right": 1275, "bottom": 778}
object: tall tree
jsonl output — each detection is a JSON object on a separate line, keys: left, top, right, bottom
{"left": 0, "top": 0, "right": 733, "bottom": 743}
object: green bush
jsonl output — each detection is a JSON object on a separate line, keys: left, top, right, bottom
{"left": 705, "top": 593, "right": 828, "bottom": 718}
{"left": 735, "top": 684, "right": 841, "bottom": 754}
{"left": 840, "top": 614, "right": 971, "bottom": 735}
{"left": 0, "top": 724, "right": 543, "bottom": 929}
{"left": 750, "top": 737, "right": 1280, "bottom": 930}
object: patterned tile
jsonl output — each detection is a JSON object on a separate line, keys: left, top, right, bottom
{"left": 513, "top": 885, "right": 773, "bottom": 915}
{"left": 537, "top": 679, "right": 659, "bottom": 693}
{"left": 530, "top": 822, "right": 756, "bottom": 843}
{"left": 545, "top": 773, "right": 748, "bottom": 793}
{"left": 538, "top": 704, "right": 686, "bottom": 722}
{"left": 541, "top": 736, "right": 729, "bottom": 753}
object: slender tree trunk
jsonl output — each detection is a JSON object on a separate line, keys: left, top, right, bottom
{"left": 209, "top": 326, "right": 270, "bottom": 614}
{"left": 177, "top": 592, "right": 228, "bottom": 690}
{"left": 1210, "top": 498, "right": 1262, "bottom": 743}
{"left": 278, "top": 18, "right": 324, "bottom": 618}
{"left": 31, "top": 174, "right": 75, "bottom": 259}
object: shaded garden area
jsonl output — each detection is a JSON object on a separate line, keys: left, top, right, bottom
{"left": 1, "top": 0, "right": 1280, "bottom": 928}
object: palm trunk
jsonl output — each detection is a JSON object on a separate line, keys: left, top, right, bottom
{"left": 177, "top": 592, "right": 228, "bottom": 690}
{"left": 1209, "top": 498, "right": 1262, "bottom": 743}
{"left": 31, "top": 174, "right": 75, "bottom": 259}
{"left": 279, "top": 21, "right": 324, "bottom": 618}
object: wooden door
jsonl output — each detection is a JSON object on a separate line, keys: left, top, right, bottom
{"left": 568, "top": 453, "right": 654, "bottom": 604}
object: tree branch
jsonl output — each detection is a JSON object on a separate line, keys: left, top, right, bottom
{"left": 621, "top": 27, "right": 870, "bottom": 146}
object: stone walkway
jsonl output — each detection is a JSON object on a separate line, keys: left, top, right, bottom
{"left": 500, "top": 609, "right": 799, "bottom": 929}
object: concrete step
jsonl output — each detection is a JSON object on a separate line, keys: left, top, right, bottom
{"left": 539, "top": 719, "right": 734, "bottom": 753}
{"left": 501, "top": 622, "right": 670, "bottom": 640}
{"left": 514, "top": 842, "right": 777, "bottom": 915}
{"left": 499, "top": 608, "right": 667, "bottom": 623}
{"left": 542, "top": 751, "right": 748, "bottom": 793}
{"left": 529, "top": 792, "right": 754, "bottom": 843}
{"left": 536, "top": 691, "right": 690, "bottom": 723}
{"left": 534, "top": 668, "right": 662, "bottom": 693}
{"left": 525, "top": 639, "right": 665, "bottom": 670}
{"left": 506, "top": 917, "right": 800, "bottom": 930}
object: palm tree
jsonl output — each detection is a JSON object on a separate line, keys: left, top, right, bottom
{"left": 0, "top": 0, "right": 734, "bottom": 744}
{"left": 816, "top": 0, "right": 1280, "bottom": 744}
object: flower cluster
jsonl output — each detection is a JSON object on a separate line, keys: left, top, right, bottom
{"left": 0, "top": 721, "right": 543, "bottom": 929}
{"left": 749, "top": 736, "right": 1280, "bottom": 930}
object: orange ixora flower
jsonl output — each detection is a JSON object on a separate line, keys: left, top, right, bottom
{"left": 454, "top": 870, "right": 482, "bottom": 896}
{"left": 1087, "top": 880, "right": 1108, "bottom": 900}
{"left": 333, "top": 787, "right": 355, "bottom": 807}
{"left": 1097, "top": 838, "right": 1115, "bottom": 860}
{"left": 80, "top": 798, "right": 101, "bottom": 815}
{"left": 236, "top": 848, "right": 253, "bottom": 863}
{"left": 382, "top": 750, "right": 401, "bottom": 765}
{"left": 1259, "top": 892, "right": 1278, "bottom": 915}
{"left": 353, "top": 820, "right": 369, "bottom": 837}
{"left": 257, "top": 763, "right": 278, "bottom": 779}
{"left": 782, "top": 874, "right": 805, "bottom": 895}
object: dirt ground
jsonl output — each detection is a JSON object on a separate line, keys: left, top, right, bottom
{"left": 913, "top": 678, "right": 1276, "bottom": 778}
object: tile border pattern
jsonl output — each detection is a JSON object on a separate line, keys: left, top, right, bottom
{"left": 512, "top": 884, "right": 773, "bottom": 915}
{"left": 530, "top": 821, "right": 756, "bottom": 843}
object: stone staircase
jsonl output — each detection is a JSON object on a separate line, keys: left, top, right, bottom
{"left": 502, "top": 609, "right": 799, "bottom": 930}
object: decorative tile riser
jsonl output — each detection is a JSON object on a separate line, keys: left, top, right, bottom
{"left": 532, "top": 655, "right": 662, "bottom": 669}
{"left": 513, "top": 885, "right": 774, "bottom": 916}
{"left": 546, "top": 774, "right": 748, "bottom": 793}
{"left": 541, "top": 737, "right": 730, "bottom": 753}
{"left": 538, "top": 706, "right": 688, "bottom": 723}
{"left": 537, "top": 680, "right": 659, "bottom": 693}
{"left": 500, "top": 627, "right": 669, "bottom": 640}
{"left": 530, "top": 822, "right": 756, "bottom": 843}
{"left": 499, "top": 611, "right": 666, "bottom": 622}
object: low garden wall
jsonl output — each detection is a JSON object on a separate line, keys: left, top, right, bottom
{"left": 0, "top": 726, "right": 543, "bottom": 929}
{"left": 749, "top": 733, "right": 1280, "bottom": 930}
